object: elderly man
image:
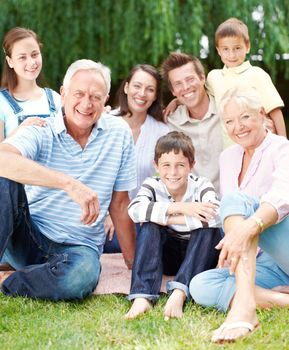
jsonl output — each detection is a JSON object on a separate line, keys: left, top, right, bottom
{"left": 0, "top": 59, "right": 136, "bottom": 300}
{"left": 161, "top": 52, "right": 223, "bottom": 192}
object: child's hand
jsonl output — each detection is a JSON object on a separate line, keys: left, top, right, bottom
{"left": 21, "top": 116, "right": 47, "bottom": 127}
{"left": 182, "top": 202, "right": 218, "bottom": 222}
{"left": 163, "top": 98, "right": 179, "bottom": 122}
{"left": 264, "top": 117, "right": 276, "bottom": 134}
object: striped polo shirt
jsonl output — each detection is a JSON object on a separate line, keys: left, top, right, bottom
{"left": 6, "top": 110, "right": 136, "bottom": 253}
{"left": 128, "top": 174, "right": 221, "bottom": 239}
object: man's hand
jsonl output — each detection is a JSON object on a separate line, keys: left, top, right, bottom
{"left": 66, "top": 179, "right": 100, "bottom": 225}
{"left": 104, "top": 214, "right": 115, "bottom": 240}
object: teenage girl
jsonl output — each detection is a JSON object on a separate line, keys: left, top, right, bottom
{"left": 0, "top": 27, "right": 61, "bottom": 141}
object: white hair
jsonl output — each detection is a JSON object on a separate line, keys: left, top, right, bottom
{"left": 218, "top": 85, "right": 263, "bottom": 117}
{"left": 62, "top": 59, "right": 111, "bottom": 94}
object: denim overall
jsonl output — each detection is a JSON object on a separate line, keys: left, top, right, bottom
{"left": 0, "top": 87, "right": 57, "bottom": 124}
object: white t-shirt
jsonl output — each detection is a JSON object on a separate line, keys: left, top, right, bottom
{"left": 0, "top": 88, "right": 61, "bottom": 137}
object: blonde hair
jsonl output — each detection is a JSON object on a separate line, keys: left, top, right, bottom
{"left": 219, "top": 85, "right": 262, "bottom": 117}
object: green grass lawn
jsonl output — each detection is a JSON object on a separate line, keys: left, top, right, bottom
{"left": 0, "top": 293, "right": 288, "bottom": 350}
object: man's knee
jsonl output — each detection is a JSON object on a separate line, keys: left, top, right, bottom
{"left": 53, "top": 250, "right": 100, "bottom": 300}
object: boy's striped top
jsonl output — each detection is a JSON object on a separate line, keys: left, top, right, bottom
{"left": 128, "top": 174, "right": 221, "bottom": 238}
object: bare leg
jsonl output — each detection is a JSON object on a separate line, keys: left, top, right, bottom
{"left": 255, "top": 285, "right": 289, "bottom": 308}
{"left": 272, "top": 285, "right": 289, "bottom": 294}
{"left": 125, "top": 297, "right": 152, "bottom": 320}
{"left": 212, "top": 216, "right": 259, "bottom": 343}
{"left": 164, "top": 289, "right": 186, "bottom": 320}
{"left": 0, "top": 271, "right": 13, "bottom": 286}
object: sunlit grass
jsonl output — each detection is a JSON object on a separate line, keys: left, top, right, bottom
{"left": 0, "top": 294, "right": 288, "bottom": 349}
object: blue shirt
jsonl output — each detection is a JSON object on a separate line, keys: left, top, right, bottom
{"left": 6, "top": 110, "right": 136, "bottom": 253}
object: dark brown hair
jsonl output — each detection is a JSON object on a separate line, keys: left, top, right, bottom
{"left": 215, "top": 17, "right": 250, "bottom": 47}
{"left": 1, "top": 27, "right": 43, "bottom": 92}
{"left": 161, "top": 52, "right": 205, "bottom": 89}
{"left": 115, "top": 64, "right": 163, "bottom": 122}
{"left": 154, "top": 131, "right": 195, "bottom": 164}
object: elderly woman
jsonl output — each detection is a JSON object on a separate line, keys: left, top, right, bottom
{"left": 189, "top": 86, "right": 289, "bottom": 343}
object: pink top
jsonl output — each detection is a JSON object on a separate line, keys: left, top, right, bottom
{"left": 220, "top": 131, "right": 289, "bottom": 222}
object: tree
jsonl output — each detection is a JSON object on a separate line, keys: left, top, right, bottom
{"left": 0, "top": 0, "right": 288, "bottom": 91}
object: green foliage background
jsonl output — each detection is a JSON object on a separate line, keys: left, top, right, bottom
{"left": 0, "top": 0, "right": 288, "bottom": 99}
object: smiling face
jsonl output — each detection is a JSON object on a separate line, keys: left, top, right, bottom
{"left": 168, "top": 62, "right": 206, "bottom": 111}
{"left": 6, "top": 36, "right": 42, "bottom": 83}
{"left": 61, "top": 69, "right": 108, "bottom": 136}
{"left": 223, "top": 99, "right": 266, "bottom": 151}
{"left": 216, "top": 36, "right": 249, "bottom": 68}
{"left": 155, "top": 150, "right": 194, "bottom": 200}
{"left": 124, "top": 69, "right": 157, "bottom": 116}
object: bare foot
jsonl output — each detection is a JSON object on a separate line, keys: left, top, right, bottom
{"left": 164, "top": 289, "right": 186, "bottom": 320}
{"left": 125, "top": 297, "right": 152, "bottom": 320}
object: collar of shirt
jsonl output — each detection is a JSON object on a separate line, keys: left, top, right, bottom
{"left": 158, "top": 173, "right": 197, "bottom": 202}
{"left": 54, "top": 108, "right": 107, "bottom": 136}
{"left": 237, "top": 130, "right": 272, "bottom": 190}
{"left": 222, "top": 60, "right": 252, "bottom": 76}
{"left": 175, "top": 94, "right": 217, "bottom": 126}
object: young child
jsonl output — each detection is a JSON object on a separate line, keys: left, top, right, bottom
{"left": 0, "top": 27, "right": 61, "bottom": 141}
{"left": 207, "top": 17, "right": 286, "bottom": 141}
{"left": 125, "top": 131, "right": 222, "bottom": 320}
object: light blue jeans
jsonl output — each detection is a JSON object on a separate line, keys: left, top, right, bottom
{"left": 189, "top": 192, "right": 289, "bottom": 312}
{"left": 0, "top": 177, "right": 101, "bottom": 300}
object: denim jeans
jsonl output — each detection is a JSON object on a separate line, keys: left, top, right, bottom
{"left": 128, "top": 222, "right": 222, "bottom": 302}
{"left": 190, "top": 191, "right": 289, "bottom": 311}
{"left": 0, "top": 177, "right": 101, "bottom": 300}
{"left": 104, "top": 223, "right": 141, "bottom": 253}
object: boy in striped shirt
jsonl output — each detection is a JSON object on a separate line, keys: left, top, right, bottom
{"left": 125, "top": 131, "right": 222, "bottom": 320}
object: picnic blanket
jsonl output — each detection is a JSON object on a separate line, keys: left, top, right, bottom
{"left": 94, "top": 253, "right": 172, "bottom": 295}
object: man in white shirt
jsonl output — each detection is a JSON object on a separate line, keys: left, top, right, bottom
{"left": 161, "top": 52, "right": 223, "bottom": 193}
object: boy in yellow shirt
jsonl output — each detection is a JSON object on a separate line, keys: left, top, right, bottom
{"left": 207, "top": 17, "right": 286, "bottom": 140}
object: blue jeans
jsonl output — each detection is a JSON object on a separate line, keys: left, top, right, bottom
{"left": 189, "top": 192, "right": 289, "bottom": 311}
{"left": 104, "top": 223, "right": 141, "bottom": 253}
{"left": 128, "top": 222, "right": 222, "bottom": 302}
{"left": 0, "top": 177, "right": 101, "bottom": 300}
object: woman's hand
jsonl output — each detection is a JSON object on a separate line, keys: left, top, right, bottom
{"left": 163, "top": 98, "right": 179, "bottom": 122}
{"left": 104, "top": 214, "right": 115, "bottom": 240}
{"left": 216, "top": 218, "right": 258, "bottom": 274}
{"left": 104, "top": 105, "right": 112, "bottom": 113}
